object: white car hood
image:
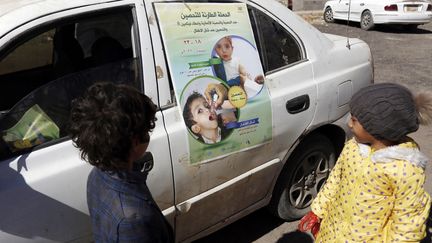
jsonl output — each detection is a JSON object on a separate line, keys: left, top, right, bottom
{"left": 323, "top": 33, "right": 346, "bottom": 42}
{"left": 393, "top": 0, "right": 430, "bottom": 2}
{"left": 323, "top": 33, "right": 365, "bottom": 46}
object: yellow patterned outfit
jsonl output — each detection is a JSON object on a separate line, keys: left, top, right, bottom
{"left": 311, "top": 138, "right": 431, "bottom": 242}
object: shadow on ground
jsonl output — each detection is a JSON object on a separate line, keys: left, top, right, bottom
{"left": 374, "top": 24, "right": 432, "bottom": 34}
{"left": 329, "top": 20, "right": 432, "bottom": 34}
{"left": 421, "top": 205, "right": 432, "bottom": 243}
{"left": 193, "top": 208, "right": 286, "bottom": 243}
{"left": 276, "top": 231, "right": 313, "bottom": 243}
{"left": 194, "top": 203, "right": 432, "bottom": 243}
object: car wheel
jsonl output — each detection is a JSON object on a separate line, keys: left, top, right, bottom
{"left": 323, "top": 7, "right": 334, "bottom": 23}
{"left": 268, "top": 134, "right": 336, "bottom": 220}
{"left": 360, "top": 10, "right": 374, "bottom": 30}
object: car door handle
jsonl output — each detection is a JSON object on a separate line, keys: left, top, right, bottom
{"left": 345, "top": 3, "right": 349, "bottom": 5}
{"left": 360, "top": 3, "right": 364, "bottom": 6}
{"left": 133, "top": 152, "right": 154, "bottom": 172}
{"left": 286, "top": 95, "right": 310, "bottom": 114}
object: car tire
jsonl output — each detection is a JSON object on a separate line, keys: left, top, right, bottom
{"left": 268, "top": 134, "right": 336, "bottom": 220}
{"left": 323, "top": 7, "right": 335, "bottom": 23}
{"left": 360, "top": 10, "right": 374, "bottom": 30}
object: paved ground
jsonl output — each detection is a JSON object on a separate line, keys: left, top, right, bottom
{"left": 194, "top": 18, "right": 432, "bottom": 243}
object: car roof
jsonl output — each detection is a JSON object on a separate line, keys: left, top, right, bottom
{"left": 0, "top": 0, "right": 239, "bottom": 19}
{"left": 0, "top": 0, "right": 115, "bottom": 17}
{"left": 0, "top": 0, "right": 120, "bottom": 37}
{"left": 0, "top": 0, "right": 264, "bottom": 38}
{"left": 0, "top": 0, "right": 43, "bottom": 17}
{"left": 0, "top": 0, "right": 333, "bottom": 59}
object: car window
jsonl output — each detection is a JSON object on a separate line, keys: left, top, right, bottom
{"left": 0, "top": 7, "right": 142, "bottom": 160}
{"left": 248, "top": 6, "right": 303, "bottom": 73}
{"left": 158, "top": 3, "right": 304, "bottom": 105}
{"left": 0, "top": 30, "right": 55, "bottom": 76}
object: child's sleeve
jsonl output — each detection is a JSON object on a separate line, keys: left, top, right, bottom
{"left": 118, "top": 211, "right": 172, "bottom": 243}
{"left": 387, "top": 161, "right": 431, "bottom": 242}
{"left": 311, "top": 143, "right": 347, "bottom": 219}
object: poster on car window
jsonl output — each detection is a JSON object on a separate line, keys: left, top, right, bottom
{"left": 155, "top": 2, "right": 272, "bottom": 164}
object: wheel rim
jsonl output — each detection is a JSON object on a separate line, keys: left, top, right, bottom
{"left": 325, "top": 9, "right": 333, "bottom": 22}
{"left": 288, "top": 151, "right": 330, "bottom": 209}
{"left": 362, "top": 13, "right": 371, "bottom": 28}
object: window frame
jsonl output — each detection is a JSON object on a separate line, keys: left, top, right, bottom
{"left": 0, "top": 5, "right": 144, "bottom": 160}
{"left": 0, "top": 29, "right": 56, "bottom": 76}
{"left": 247, "top": 3, "right": 307, "bottom": 74}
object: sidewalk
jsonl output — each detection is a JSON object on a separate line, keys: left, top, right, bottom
{"left": 294, "top": 10, "right": 323, "bottom": 24}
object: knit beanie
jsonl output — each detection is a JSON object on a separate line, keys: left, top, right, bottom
{"left": 349, "top": 83, "right": 419, "bottom": 142}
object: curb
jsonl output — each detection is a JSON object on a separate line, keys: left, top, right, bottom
{"left": 294, "top": 10, "right": 323, "bottom": 24}
{"left": 294, "top": 10, "right": 322, "bottom": 16}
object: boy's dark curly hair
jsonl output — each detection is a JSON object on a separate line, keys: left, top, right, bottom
{"left": 69, "top": 82, "right": 156, "bottom": 171}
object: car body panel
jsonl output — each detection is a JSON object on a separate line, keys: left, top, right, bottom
{"left": 146, "top": 2, "right": 317, "bottom": 240}
{"left": 0, "top": 0, "right": 373, "bottom": 242}
{"left": 0, "top": 140, "right": 93, "bottom": 243}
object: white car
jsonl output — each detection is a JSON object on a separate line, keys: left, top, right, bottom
{"left": 0, "top": 0, "right": 373, "bottom": 242}
{"left": 324, "top": 0, "right": 432, "bottom": 30}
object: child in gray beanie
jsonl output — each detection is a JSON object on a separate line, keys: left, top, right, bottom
{"left": 299, "top": 83, "right": 432, "bottom": 242}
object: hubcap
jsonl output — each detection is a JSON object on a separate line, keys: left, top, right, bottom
{"left": 362, "top": 14, "right": 371, "bottom": 27}
{"left": 304, "top": 171, "right": 315, "bottom": 188}
{"left": 288, "top": 151, "right": 331, "bottom": 209}
{"left": 325, "top": 10, "right": 333, "bottom": 21}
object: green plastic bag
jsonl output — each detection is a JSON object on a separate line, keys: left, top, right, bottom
{"left": 2, "top": 104, "right": 60, "bottom": 152}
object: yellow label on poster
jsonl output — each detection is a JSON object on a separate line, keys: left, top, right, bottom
{"left": 228, "top": 86, "right": 247, "bottom": 108}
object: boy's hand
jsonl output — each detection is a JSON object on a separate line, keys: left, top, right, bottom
{"left": 204, "top": 83, "right": 227, "bottom": 108}
{"left": 254, "top": 74, "right": 264, "bottom": 84}
{"left": 298, "top": 211, "right": 320, "bottom": 238}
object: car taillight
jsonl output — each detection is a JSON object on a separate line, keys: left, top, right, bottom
{"left": 384, "top": 4, "right": 398, "bottom": 11}
{"left": 427, "top": 4, "right": 432, "bottom": 11}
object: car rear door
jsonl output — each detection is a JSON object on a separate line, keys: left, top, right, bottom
{"left": 348, "top": 0, "right": 365, "bottom": 21}
{"left": 146, "top": 2, "right": 280, "bottom": 241}
{"left": 334, "top": 0, "right": 350, "bottom": 20}
{"left": 145, "top": 0, "right": 317, "bottom": 241}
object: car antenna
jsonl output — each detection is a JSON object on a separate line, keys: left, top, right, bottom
{"left": 183, "top": 0, "right": 191, "bottom": 10}
{"left": 346, "top": 0, "right": 352, "bottom": 49}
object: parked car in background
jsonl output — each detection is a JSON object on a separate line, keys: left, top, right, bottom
{"left": 324, "top": 0, "right": 432, "bottom": 30}
{"left": 0, "top": 0, "right": 373, "bottom": 242}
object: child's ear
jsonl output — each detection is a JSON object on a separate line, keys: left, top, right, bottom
{"left": 191, "top": 124, "right": 201, "bottom": 134}
{"left": 132, "top": 137, "right": 140, "bottom": 146}
{"left": 128, "top": 137, "right": 141, "bottom": 164}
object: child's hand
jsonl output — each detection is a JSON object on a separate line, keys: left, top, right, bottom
{"left": 204, "top": 83, "right": 227, "bottom": 108}
{"left": 298, "top": 211, "right": 320, "bottom": 238}
{"left": 254, "top": 74, "right": 264, "bottom": 84}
